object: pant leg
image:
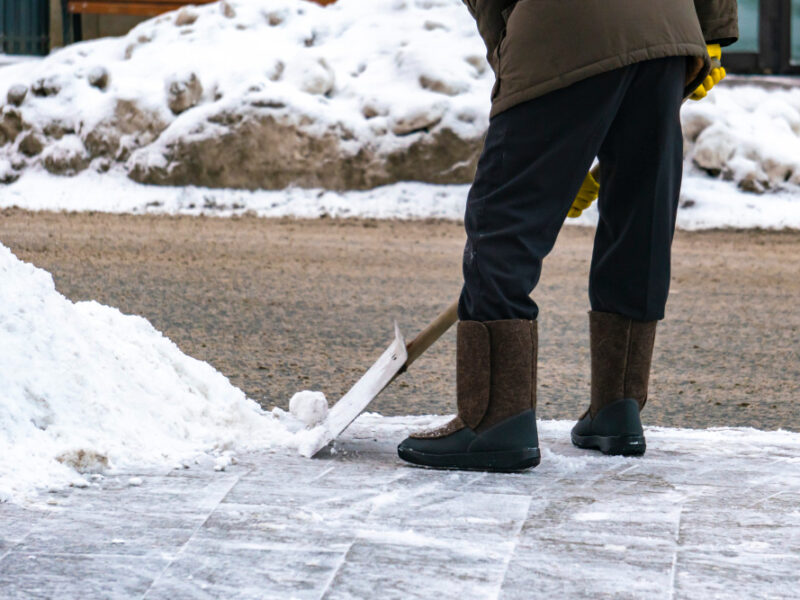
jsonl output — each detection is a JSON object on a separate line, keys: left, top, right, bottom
{"left": 459, "top": 66, "right": 638, "bottom": 322}
{"left": 589, "top": 57, "right": 686, "bottom": 322}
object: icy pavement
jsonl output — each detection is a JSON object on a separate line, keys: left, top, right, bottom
{"left": 1, "top": 416, "right": 798, "bottom": 600}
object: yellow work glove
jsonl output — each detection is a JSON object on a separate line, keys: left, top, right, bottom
{"left": 567, "top": 171, "right": 600, "bottom": 218}
{"left": 690, "top": 44, "right": 726, "bottom": 101}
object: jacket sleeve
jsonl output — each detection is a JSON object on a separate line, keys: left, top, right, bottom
{"left": 463, "top": 0, "right": 518, "bottom": 64}
{"left": 693, "top": 0, "right": 739, "bottom": 47}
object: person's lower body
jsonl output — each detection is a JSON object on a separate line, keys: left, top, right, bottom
{"left": 398, "top": 57, "right": 686, "bottom": 470}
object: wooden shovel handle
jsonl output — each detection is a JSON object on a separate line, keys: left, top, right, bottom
{"left": 403, "top": 300, "right": 459, "bottom": 370}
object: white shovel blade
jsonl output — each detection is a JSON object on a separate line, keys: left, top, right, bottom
{"left": 307, "top": 322, "right": 407, "bottom": 457}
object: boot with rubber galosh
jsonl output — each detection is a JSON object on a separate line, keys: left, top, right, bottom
{"left": 397, "top": 319, "right": 540, "bottom": 472}
{"left": 571, "top": 311, "right": 657, "bottom": 456}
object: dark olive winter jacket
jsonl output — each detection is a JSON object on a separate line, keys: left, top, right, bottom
{"left": 464, "top": 0, "right": 739, "bottom": 117}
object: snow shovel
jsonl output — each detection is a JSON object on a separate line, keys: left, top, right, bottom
{"left": 307, "top": 300, "right": 459, "bottom": 457}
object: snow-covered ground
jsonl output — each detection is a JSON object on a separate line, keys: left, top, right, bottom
{"left": 1, "top": 415, "right": 798, "bottom": 599}
{"left": 3, "top": 168, "right": 800, "bottom": 229}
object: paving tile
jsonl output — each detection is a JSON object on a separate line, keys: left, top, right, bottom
{"left": 14, "top": 508, "right": 207, "bottom": 559}
{"left": 501, "top": 535, "right": 675, "bottom": 600}
{"left": 144, "top": 541, "right": 345, "bottom": 600}
{"left": 0, "top": 552, "right": 168, "bottom": 600}
{"left": 0, "top": 504, "right": 54, "bottom": 547}
{"left": 240, "top": 452, "right": 409, "bottom": 492}
{"left": 324, "top": 540, "right": 508, "bottom": 600}
{"left": 195, "top": 495, "right": 366, "bottom": 552}
{"left": 365, "top": 489, "right": 531, "bottom": 546}
{"left": 226, "top": 450, "right": 339, "bottom": 485}
{"left": 611, "top": 453, "right": 799, "bottom": 491}
{"left": 55, "top": 473, "right": 241, "bottom": 515}
{"left": 501, "top": 480, "right": 680, "bottom": 599}
{"left": 1, "top": 417, "right": 798, "bottom": 598}
{"left": 673, "top": 548, "right": 800, "bottom": 600}
{"left": 678, "top": 489, "right": 800, "bottom": 555}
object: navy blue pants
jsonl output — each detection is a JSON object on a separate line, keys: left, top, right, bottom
{"left": 459, "top": 57, "right": 685, "bottom": 322}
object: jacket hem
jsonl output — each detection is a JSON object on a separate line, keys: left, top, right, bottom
{"left": 698, "top": 15, "right": 740, "bottom": 46}
{"left": 489, "top": 42, "right": 708, "bottom": 119}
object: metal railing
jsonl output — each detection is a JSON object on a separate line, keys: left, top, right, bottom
{"left": 0, "top": 0, "right": 50, "bottom": 56}
{"left": 727, "top": 0, "right": 800, "bottom": 74}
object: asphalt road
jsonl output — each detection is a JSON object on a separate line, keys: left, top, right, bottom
{"left": 2, "top": 209, "right": 798, "bottom": 431}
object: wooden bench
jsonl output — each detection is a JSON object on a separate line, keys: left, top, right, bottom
{"left": 61, "top": 0, "right": 337, "bottom": 44}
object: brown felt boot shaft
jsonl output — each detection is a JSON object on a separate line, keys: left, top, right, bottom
{"left": 477, "top": 319, "right": 537, "bottom": 433}
{"left": 590, "top": 311, "right": 657, "bottom": 417}
{"left": 455, "top": 321, "right": 492, "bottom": 429}
{"left": 410, "top": 319, "right": 537, "bottom": 439}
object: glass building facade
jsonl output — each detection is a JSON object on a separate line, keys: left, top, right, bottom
{"left": 794, "top": 0, "right": 800, "bottom": 63}
{"left": 727, "top": 0, "right": 800, "bottom": 71}
{"left": 732, "top": 0, "right": 760, "bottom": 52}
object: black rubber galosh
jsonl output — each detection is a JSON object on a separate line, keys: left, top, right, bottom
{"left": 398, "top": 446, "right": 541, "bottom": 472}
{"left": 571, "top": 432, "right": 646, "bottom": 456}
{"left": 397, "top": 410, "right": 540, "bottom": 472}
{"left": 571, "top": 397, "right": 646, "bottom": 456}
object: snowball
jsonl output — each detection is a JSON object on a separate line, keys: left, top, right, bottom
{"left": 289, "top": 391, "right": 329, "bottom": 427}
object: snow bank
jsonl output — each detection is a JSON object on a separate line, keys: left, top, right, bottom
{"left": 0, "top": 0, "right": 490, "bottom": 189}
{"left": 683, "top": 83, "right": 800, "bottom": 193}
{"left": 0, "top": 243, "right": 326, "bottom": 503}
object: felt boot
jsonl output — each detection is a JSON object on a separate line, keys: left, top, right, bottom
{"left": 397, "top": 320, "right": 540, "bottom": 472}
{"left": 571, "top": 311, "right": 657, "bottom": 456}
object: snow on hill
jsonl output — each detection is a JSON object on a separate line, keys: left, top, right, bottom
{"left": 0, "top": 243, "right": 325, "bottom": 504}
{"left": 0, "top": 0, "right": 490, "bottom": 189}
{"left": 682, "top": 82, "right": 800, "bottom": 194}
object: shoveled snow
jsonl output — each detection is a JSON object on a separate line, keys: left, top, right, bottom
{"left": 289, "top": 390, "right": 329, "bottom": 426}
{"left": 0, "top": 243, "right": 323, "bottom": 503}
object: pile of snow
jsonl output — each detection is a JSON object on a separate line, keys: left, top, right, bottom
{"left": 0, "top": 0, "right": 490, "bottom": 189}
{"left": 683, "top": 83, "right": 800, "bottom": 193}
{"left": 0, "top": 243, "right": 326, "bottom": 503}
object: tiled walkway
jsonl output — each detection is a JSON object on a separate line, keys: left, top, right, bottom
{"left": 1, "top": 417, "right": 799, "bottom": 599}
